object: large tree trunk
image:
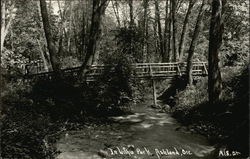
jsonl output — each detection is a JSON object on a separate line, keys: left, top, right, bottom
{"left": 208, "top": 0, "right": 226, "bottom": 104}
{"left": 154, "top": 0, "right": 164, "bottom": 61}
{"left": 79, "top": 0, "right": 108, "bottom": 78}
{"left": 178, "top": 0, "right": 195, "bottom": 61}
{"left": 40, "top": 0, "right": 61, "bottom": 72}
{"left": 186, "top": 0, "right": 206, "bottom": 85}
{"left": 171, "top": 0, "right": 179, "bottom": 62}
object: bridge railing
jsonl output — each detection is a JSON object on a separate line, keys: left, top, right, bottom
{"left": 24, "top": 60, "right": 45, "bottom": 74}
{"left": 24, "top": 62, "right": 208, "bottom": 81}
{"left": 133, "top": 63, "right": 179, "bottom": 78}
{"left": 133, "top": 62, "right": 208, "bottom": 78}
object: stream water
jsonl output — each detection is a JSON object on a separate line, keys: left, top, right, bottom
{"left": 55, "top": 102, "right": 218, "bottom": 159}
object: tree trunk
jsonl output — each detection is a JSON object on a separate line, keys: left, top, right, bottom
{"left": 186, "top": 0, "right": 206, "bottom": 86}
{"left": 153, "top": 11, "right": 158, "bottom": 62}
{"left": 111, "top": 1, "right": 121, "bottom": 27}
{"left": 79, "top": 0, "right": 108, "bottom": 78}
{"left": 37, "top": 39, "right": 49, "bottom": 72}
{"left": 171, "top": 0, "right": 179, "bottom": 62}
{"left": 162, "top": 0, "right": 169, "bottom": 62}
{"left": 80, "top": 0, "right": 87, "bottom": 60}
{"left": 1, "top": 1, "right": 6, "bottom": 54}
{"left": 155, "top": 0, "right": 164, "bottom": 61}
{"left": 57, "top": 0, "right": 68, "bottom": 42}
{"left": 40, "top": 0, "right": 61, "bottom": 72}
{"left": 142, "top": 0, "right": 149, "bottom": 62}
{"left": 1, "top": 1, "right": 16, "bottom": 53}
{"left": 128, "top": 0, "right": 134, "bottom": 27}
{"left": 178, "top": 0, "right": 195, "bottom": 61}
{"left": 128, "top": 0, "right": 134, "bottom": 55}
{"left": 167, "top": 0, "right": 172, "bottom": 62}
{"left": 208, "top": 0, "right": 226, "bottom": 104}
{"left": 67, "top": 1, "right": 73, "bottom": 54}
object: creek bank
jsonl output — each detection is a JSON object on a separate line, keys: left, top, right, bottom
{"left": 158, "top": 66, "right": 249, "bottom": 157}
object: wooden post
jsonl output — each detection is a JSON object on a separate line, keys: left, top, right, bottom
{"left": 149, "top": 64, "right": 157, "bottom": 106}
{"left": 152, "top": 79, "right": 157, "bottom": 106}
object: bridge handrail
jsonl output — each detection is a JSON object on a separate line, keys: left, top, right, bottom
{"left": 24, "top": 62, "right": 208, "bottom": 79}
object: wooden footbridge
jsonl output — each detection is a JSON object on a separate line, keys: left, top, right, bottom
{"left": 24, "top": 61, "right": 208, "bottom": 105}
{"left": 25, "top": 62, "right": 208, "bottom": 81}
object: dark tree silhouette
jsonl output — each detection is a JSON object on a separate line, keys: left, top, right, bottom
{"left": 208, "top": 0, "right": 226, "bottom": 104}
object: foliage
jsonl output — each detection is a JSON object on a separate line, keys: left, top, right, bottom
{"left": 169, "top": 65, "right": 249, "bottom": 157}
{"left": 59, "top": 56, "right": 82, "bottom": 69}
{"left": 171, "top": 78, "right": 208, "bottom": 119}
{"left": 5, "top": 1, "right": 43, "bottom": 60}
{"left": 1, "top": 49, "right": 28, "bottom": 78}
{"left": 1, "top": 111, "right": 59, "bottom": 159}
{"left": 221, "top": 1, "right": 249, "bottom": 66}
{"left": 114, "top": 26, "right": 144, "bottom": 62}
{"left": 1, "top": 49, "right": 28, "bottom": 69}
{"left": 90, "top": 52, "right": 135, "bottom": 116}
{"left": 30, "top": 78, "right": 84, "bottom": 120}
{"left": 28, "top": 52, "right": 134, "bottom": 119}
{"left": 1, "top": 79, "right": 59, "bottom": 159}
{"left": 221, "top": 36, "right": 249, "bottom": 66}
{"left": 1, "top": 0, "right": 249, "bottom": 157}
{"left": 2, "top": 0, "right": 248, "bottom": 69}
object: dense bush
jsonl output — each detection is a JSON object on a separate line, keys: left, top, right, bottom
{"left": 1, "top": 111, "right": 59, "bottom": 159}
{"left": 28, "top": 52, "right": 135, "bottom": 119}
{"left": 30, "top": 78, "right": 84, "bottom": 120}
{"left": 90, "top": 52, "right": 135, "bottom": 116}
{"left": 1, "top": 78, "right": 58, "bottom": 159}
{"left": 171, "top": 78, "right": 208, "bottom": 120}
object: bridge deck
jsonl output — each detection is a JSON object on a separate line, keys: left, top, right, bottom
{"left": 24, "top": 62, "right": 208, "bottom": 81}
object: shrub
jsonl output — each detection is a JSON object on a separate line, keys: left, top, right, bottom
{"left": 29, "top": 52, "right": 135, "bottom": 118}
{"left": 1, "top": 76, "right": 58, "bottom": 159}
{"left": 91, "top": 52, "right": 135, "bottom": 116}
{"left": 60, "top": 56, "right": 81, "bottom": 69}
{"left": 30, "top": 77, "right": 85, "bottom": 120}
{"left": 171, "top": 78, "right": 208, "bottom": 121}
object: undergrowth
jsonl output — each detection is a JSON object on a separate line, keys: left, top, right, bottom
{"left": 164, "top": 65, "right": 249, "bottom": 157}
{"left": 1, "top": 54, "right": 135, "bottom": 158}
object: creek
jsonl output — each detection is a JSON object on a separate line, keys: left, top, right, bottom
{"left": 55, "top": 101, "right": 217, "bottom": 159}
